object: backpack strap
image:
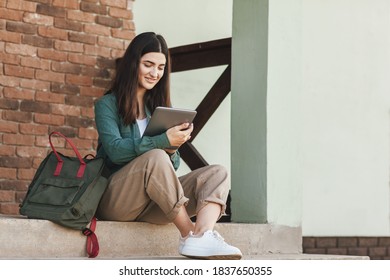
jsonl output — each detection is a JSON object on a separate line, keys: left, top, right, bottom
{"left": 82, "top": 217, "right": 99, "bottom": 258}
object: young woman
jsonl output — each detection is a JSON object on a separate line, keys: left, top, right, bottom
{"left": 94, "top": 32, "right": 242, "bottom": 260}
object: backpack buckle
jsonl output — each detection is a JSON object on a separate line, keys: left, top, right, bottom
{"left": 82, "top": 228, "right": 93, "bottom": 236}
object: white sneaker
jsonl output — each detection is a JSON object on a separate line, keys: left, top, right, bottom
{"left": 180, "top": 230, "right": 242, "bottom": 260}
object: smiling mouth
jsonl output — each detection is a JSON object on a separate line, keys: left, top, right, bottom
{"left": 145, "top": 77, "right": 157, "bottom": 83}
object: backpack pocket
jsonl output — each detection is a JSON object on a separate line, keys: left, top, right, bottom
{"left": 29, "top": 178, "right": 84, "bottom": 206}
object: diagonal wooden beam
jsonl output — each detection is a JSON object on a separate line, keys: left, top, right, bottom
{"left": 179, "top": 141, "right": 208, "bottom": 170}
{"left": 170, "top": 38, "right": 231, "bottom": 72}
{"left": 190, "top": 64, "right": 231, "bottom": 140}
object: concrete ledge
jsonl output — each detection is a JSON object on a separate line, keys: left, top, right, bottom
{"left": 0, "top": 215, "right": 302, "bottom": 259}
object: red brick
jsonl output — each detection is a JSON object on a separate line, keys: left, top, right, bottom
{"left": 36, "top": 3, "right": 66, "bottom": 18}
{"left": 68, "top": 53, "right": 97, "bottom": 66}
{"left": 378, "top": 237, "right": 390, "bottom": 246}
{"left": 67, "top": 10, "right": 95, "bottom": 23}
{"left": 3, "top": 87, "right": 35, "bottom": 100}
{"left": 54, "top": 18, "right": 83, "bottom": 32}
{"left": 111, "top": 28, "right": 135, "bottom": 40}
{"left": 22, "top": 34, "right": 53, "bottom": 48}
{"left": 0, "top": 52, "right": 19, "bottom": 65}
{"left": 68, "top": 32, "right": 96, "bottom": 45}
{"left": 81, "top": 107, "right": 95, "bottom": 118}
{"left": 17, "top": 168, "right": 36, "bottom": 181}
{"left": 359, "top": 237, "right": 378, "bottom": 247}
{"left": 48, "top": 127, "right": 77, "bottom": 138}
{"left": 111, "top": 48, "right": 126, "bottom": 59}
{"left": 20, "top": 79, "right": 50, "bottom": 91}
{"left": 2, "top": 110, "right": 32, "bottom": 123}
{"left": 0, "top": 156, "right": 33, "bottom": 168}
{"left": 0, "top": 98, "right": 19, "bottom": 110}
{"left": 20, "top": 100, "right": 51, "bottom": 113}
{"left": 16, "top": 146, "right": 47, "bottom": 158}
{"left": 316, "top": 237, "right": 337, "bottom": 248}
{"left": 21, "top": 57, "right": 50, "bottom": 70}
{"left": 6, "top": 21, "right": 37, "bottom": 34}
{"left": 0, "top": 75, "right": 20, "bottom": 87}
{"left": 23, "top": 12, "right": 53, "bottom": 25}
{"left": 51, "top": 83, "right": 80, "bottom": 95}
{"left": 338, "top": 237, "right": 358, "bottom": 247}
{"left": 36, "top": 91, "right": 65, "bottom": 104}
{"left": 0, "top": 203, "right": 20, "bottom": 215}
{"left": 66, "top": 116, "right": 94, "bottom": 128}
{"left": 96, "top": 15, "right": 122, "bottom": 28}
{"left": 0, "top": 180, "right": 29, "bottom": 191}
{"left": 348, "top": 247, "right": 368, "bottom": 256}
{"left": 84, "top": 23, "right": 110, "bottom": 36}
{"left": 327, "top": 247, "right": 347, "bottom": 255}
{"left": 4, "top": 64, "right": 34, "bottom": 79}
{"left": 80, "top": 2, "right": 107, "bottom": 15}
{"left": 0, "top": 167, "right": 17, "bottom": 180}
{"left": 369, "top": 247, "right": 387, "bottom": 257}
{"left": 34, "top": 113, "right": 65, "bottom": 126}
{"left": 19, "top": 123, "right": 48, "bottom": 135}
{"left": 53, "top": 0, "right": 79, "bottom": 9}
{"left": 66, "top": 74, "right": 93, "bottom": 86}
{"left": 79, "top": 127, "right": 98, "bottom": 140}
{"left": 38, "top": 26, "right": 68, "bottom": 40}
{"left": 0, "top": 30, "right": 21, "bottom": 43}
{"left": 51, "top": 103, "right": 81, "bottom": 116}
{"left": 80, "top": 86, "right": 104, "bottom": 97}
{"left": 84, "top": 44, "right": 111, "bottom": 58}
{"left": 66, "top": 95, "right": 94, "bottom": 107}
{"left": 54, "top": 40, "right": 84, "bottom": 53}
{"left": 123, "top": 20, "right": 135, "bottom": 31}
{"left": 98, "top": 36, "right": 123, "bottom": 49}
{"left": 66, "top": 138, "right": 94, "bottom": 150}
{"left": 36, "top": 69, "right": 65, "bottom": 83}
{"left": 16, "top": 191, "right": 28, "bottom": 203}
{"left": 0, "top": 145, "right": 16, "bottom": 156}
{"left": 51, "top": 62, "right": 82, "bottom": 74}
{"left": 2, "top": 134, "right": 34, "bottom": 146}
{"left": 0, "top": 121, "right": 18, "bottom": 133}
{"left": 5, "top": 42, "right": 37, "bottom": 56}
{"left": 0, "top": 7, "right": 23, "bottom": 21}
{"left": 37, "top": 48, "right": 67, "bottom": 61}
{"left": 93, "top": 78, "right": 111, "bottom": 89}
{"left": 6, "top": 0, "right": 37, "bottom": 12}
{"left": 109, "top": 7, "right": 133, "bottom": 19}
{"left": 101, "top": 0, "right": 127, "bottom": 8}
{"left": 0, "top": 190, "right": 15, "bottom": 202}
{"left": 303, "top": 248, "right": 326, "bottom": 254}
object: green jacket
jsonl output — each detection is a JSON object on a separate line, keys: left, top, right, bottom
{"left": 94, "top": 93, "right": 180, "bottom": 174}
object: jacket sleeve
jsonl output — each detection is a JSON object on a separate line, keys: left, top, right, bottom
{"left": 94, "top": 96, "right": 180, "bottom": 170}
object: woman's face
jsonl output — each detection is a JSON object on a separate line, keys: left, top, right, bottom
{"left": 137, "top": 52, "right": 166, "bottom": 92}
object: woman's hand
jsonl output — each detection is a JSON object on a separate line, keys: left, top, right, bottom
{"left": 165, "top": 123, "right": 193, "bottom": 150}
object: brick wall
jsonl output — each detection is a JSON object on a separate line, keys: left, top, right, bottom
{"left": 0, "top": 0, "right": 135, "bottom": 215}
{"left": 303, "top": 237, "right": 390, "bottom": 260}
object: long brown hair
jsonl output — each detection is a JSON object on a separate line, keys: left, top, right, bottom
{"left": 110, "top": 32, "right": 171, "bottom": 125}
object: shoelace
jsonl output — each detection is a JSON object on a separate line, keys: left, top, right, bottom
{"left": 210, "top": 231, "right": 230, "bottom": 247}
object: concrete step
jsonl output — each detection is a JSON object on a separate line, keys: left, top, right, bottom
{"left": 1, "top": 215, "right": 302, "bottom": 259}
{"left": 0, "top": 215, "right": 367, "bottom": 260}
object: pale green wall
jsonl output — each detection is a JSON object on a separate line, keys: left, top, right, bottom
{"left": 231, "top": 0, "right": 269, "bottom": 223}
{"left": 301, "top": 0, "right": 390, "bottom": 236}
{"left": 231, "top": 0, "right": 302, "bottom": 226}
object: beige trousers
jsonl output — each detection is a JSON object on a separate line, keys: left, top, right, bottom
{"left": 96, "top": 149, "right": 229, "bottom": 224}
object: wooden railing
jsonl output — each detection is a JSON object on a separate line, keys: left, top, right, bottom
{"left": 170, "top": 38, "right": 232, "bottom": 170}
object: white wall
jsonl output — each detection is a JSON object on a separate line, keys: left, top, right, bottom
{"left": 134, "top": 0, "right": 233, "bottom": 176}
{"left": 302, "top": 0, "right": 390, "bottom": 236}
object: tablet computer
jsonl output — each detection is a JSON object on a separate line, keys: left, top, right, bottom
{"left": 143, "top": 106, "right": 197, "bottom": 137}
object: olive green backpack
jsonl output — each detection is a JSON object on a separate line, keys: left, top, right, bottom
{"left": 19, "top": 131, "right": 109, "bottom": 258}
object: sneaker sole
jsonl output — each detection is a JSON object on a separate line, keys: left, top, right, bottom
{"left": 181, "top": 254, "right": 242, "bottom": 260}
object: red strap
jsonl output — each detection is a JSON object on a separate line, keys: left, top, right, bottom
{"left": 49, "top": 131, "right": 87, "bottom": 178}
{"left": 83, "top": 217, "right": 99, "bottom": 258}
